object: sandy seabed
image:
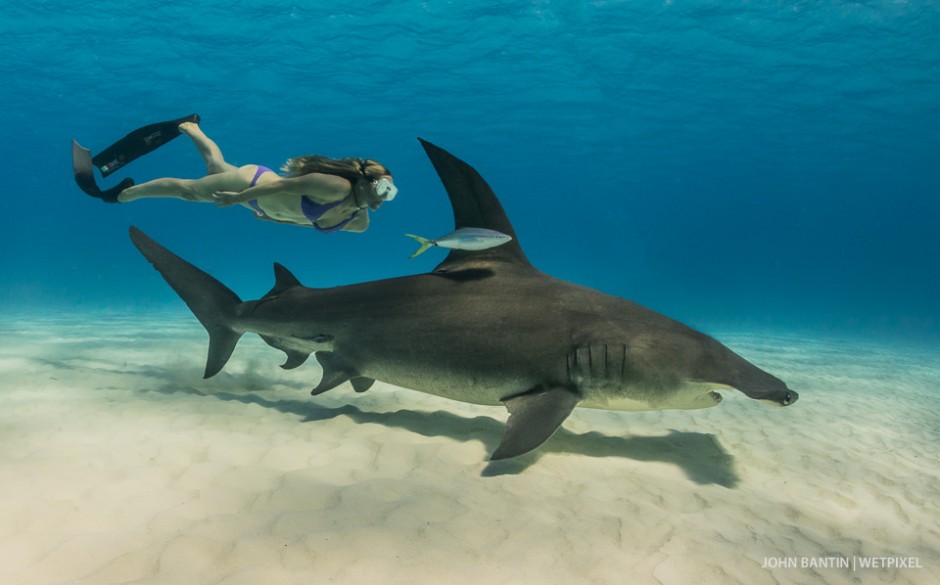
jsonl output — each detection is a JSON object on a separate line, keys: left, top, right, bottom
{"left": 0, "top": 311, "right": 938, "bottom": 585}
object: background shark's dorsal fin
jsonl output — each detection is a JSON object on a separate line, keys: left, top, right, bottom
{"left": 418, "top": 138, "right": 532, "bottom": 270}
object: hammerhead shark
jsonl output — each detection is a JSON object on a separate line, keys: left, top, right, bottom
{"left": 130, "top": 139, "right": 797, "bottom": 460}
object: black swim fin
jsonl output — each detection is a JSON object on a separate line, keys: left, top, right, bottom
{"left": 72, "top": 140, "right": 133, "bottom": 203}
{"left": 72, "top": 113, "right": 200, "bottom": 203}
{"left": 93, "top": 113, "right": 200, "bottom": 177}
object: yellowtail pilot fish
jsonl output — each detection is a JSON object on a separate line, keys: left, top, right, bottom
{"left": 405, "top": 227, "right": 512, "bottom": 258}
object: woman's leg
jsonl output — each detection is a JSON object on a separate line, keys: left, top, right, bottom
{"left": 179, "top": 121, "right": 239, "bottom": 175}
{"left": 118, "top": 168, "right": 252, "bottom": 203}
{"left": 117, "top": 121, "right": 254, "bottom": 202}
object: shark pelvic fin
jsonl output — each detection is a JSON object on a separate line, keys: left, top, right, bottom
{"left": 259, "top": 335, "right": 311, "bottom": 370}
{"left": 491, "top": 386, "right": 580, "bottom": 460}
{"left": 280, "top": 351, "right": 310, "bottom": 370}
{"left": 351, "top": 377, "right": 376, "bottom": 393}
{"left": 311, "top": 352, "right": 360, "bottom": 395}
{"left": 129, "top": 227, "right": 243, "bottom": 378}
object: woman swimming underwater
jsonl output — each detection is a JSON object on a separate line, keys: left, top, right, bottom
{"left": 90, "top": 121, "right": 397, "bottom": 233}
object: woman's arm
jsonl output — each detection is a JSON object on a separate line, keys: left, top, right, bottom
{"left": 214, "top": 173, "right": 351, "bottom": 206}
{"left": 341, "top": 209, "right": 370, "bottom": 232}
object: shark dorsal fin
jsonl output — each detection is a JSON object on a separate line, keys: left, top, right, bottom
{"left": 264, "top": 263, "right": 302, "bottom": 299}
{"left": 418, "top": 138, "right": 532, "bottom": 271}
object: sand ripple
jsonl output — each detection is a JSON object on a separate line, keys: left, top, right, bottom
{"left": 1, "top": 314, "right": 938, "bottom": 584}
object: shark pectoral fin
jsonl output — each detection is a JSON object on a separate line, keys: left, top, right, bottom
{"left": 351, "top": 377, "right": 375, "bottom": 393}
{"left": 491, "top": 386, "right": 580, "bottom": 461}
{"left": 311, "top": 352, "right": 358, "bottom": 396}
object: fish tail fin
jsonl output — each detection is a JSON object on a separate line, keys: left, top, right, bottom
{"left": 404, "top": 234, "right": 434, "bottom": 259}
{"left": 129, "top": 227, "right": 243, "bottom": 378}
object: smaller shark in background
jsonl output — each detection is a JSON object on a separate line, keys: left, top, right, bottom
{"left": 130, "top": 139, "right": 797, "bottom": 461}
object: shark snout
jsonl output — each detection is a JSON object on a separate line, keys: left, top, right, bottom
{"left": 738, "top": 367, "right": 798, "bottom": 407}
{"left": 782, "top": 389, "right": 798, "bottom": 406}
{"left": 758, "top": 389, "right": 798, "bottom": 407}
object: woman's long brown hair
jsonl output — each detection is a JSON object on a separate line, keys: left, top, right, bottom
{"left": 281, "top": 155, "right": 391, "bottom": 183}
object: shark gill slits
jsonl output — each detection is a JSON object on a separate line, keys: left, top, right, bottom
{"left": 568, "top": 344, "right": 629, "bottom": 388}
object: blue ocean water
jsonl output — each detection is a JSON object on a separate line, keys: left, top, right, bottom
{"left": 1, "top": 1, "right": 938, "bottom": 341}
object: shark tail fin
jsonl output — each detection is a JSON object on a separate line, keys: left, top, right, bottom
{"left": 129, "top": 227, "right": 243, "bottom": 378}
{"left": 404, "top": 234, "right": 435, "bottom": 259}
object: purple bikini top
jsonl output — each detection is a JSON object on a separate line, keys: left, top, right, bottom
{"left": 246, "top": 165, "right": 360, "bottom": 233}
{"left": 300, "top": 197, "right": 361, "bottom": 233}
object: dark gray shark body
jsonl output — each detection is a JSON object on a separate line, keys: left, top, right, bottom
{"left": 130, "top": 139, "right": 797, "bottom": 460}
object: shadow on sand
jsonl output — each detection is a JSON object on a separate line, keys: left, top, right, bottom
{"left": 148, "top": 384, "right": 740, "bottom": 487}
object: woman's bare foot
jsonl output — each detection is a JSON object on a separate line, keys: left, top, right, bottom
{"left": 178, "top": 121, "right": 200, "bottom": 136}
{"left": 116, "top": 185, "right": 139, "bottom": 202}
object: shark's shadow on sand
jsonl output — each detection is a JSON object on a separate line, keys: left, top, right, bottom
{"left": 147, "top": 384, "right": 740, "bottom": 487}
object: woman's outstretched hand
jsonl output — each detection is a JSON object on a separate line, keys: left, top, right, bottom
{"left": 213, "top": 191, "right": 249, "bottom": 206}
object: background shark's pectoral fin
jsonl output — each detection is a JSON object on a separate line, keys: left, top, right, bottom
{"left": 311, "top": 352, "right": 359, "bottom": 396}
{"left": 491, "top": 386, "right": 580, "bottom": 460}
{"left": 351, "top": 377, "right": 376, "bottom": 393}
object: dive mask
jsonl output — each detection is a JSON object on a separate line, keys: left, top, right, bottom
{"left": 374, "top": 177, "right": 398, "bottom": 201}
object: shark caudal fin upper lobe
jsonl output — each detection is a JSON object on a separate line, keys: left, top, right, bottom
{"left": 129, "top": 227, "right": 242, "bottom": 378}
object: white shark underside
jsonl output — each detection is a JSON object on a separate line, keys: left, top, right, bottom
{"left": 130, "top": 139, "right": 797, "bottom": 461}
